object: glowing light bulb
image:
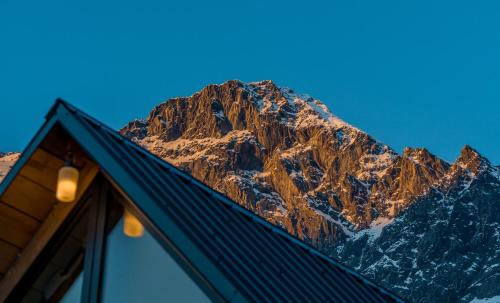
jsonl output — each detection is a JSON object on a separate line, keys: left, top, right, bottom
{"left": 56, "top": 165, "right": 79, "bottom": 202}
{"left": 124, "top": 210, "right": 144, "bottom": 238}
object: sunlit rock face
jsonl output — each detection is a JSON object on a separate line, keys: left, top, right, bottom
{"left": 0, "top": 152, "right": 20, "bottom": 183}
{"left": 121, "top": 80, "right": 500, "bottom": 303}
{"left": 121, "top": 80, "right": 401, "bottom": 246}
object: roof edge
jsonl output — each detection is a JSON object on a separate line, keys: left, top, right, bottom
{"left": 0, "top": 112, "right": 60, "bottom": 196}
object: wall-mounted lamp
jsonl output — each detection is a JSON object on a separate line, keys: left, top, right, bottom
{"left": 124, "top": 210, "right": 144, "bottom": 238}
{"left": 56, "top": 153, "right": 79, "bottom": 203}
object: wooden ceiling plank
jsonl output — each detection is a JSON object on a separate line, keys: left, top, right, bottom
{"left": 28, "top": 148, "right": 64, "bottom": 171}
{"left": 20, "top": 148, "right": 93, "bottom": 193}
{"left": 0, "top": 203, "right": 40, "bottom": 248}
{"left": 38, "top": 146, "right": 89, "bottom": 170}
{"left": 0, "top": 201, "right": 42, "bottom": 223}
{"left": 2, "top": 175, "right": 55, "bottom": 221}
{"left": 18, "top": 149, "right": 63, "bottom": 193}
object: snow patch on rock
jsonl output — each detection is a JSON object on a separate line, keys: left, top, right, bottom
{"left": 354, "top": 217, "right": 394, "bottom": 242}
{"left": 469, "top": 295, "right": 500, "bottom": 303}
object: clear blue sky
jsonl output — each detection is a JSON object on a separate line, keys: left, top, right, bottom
{"left": 1, "top": 0, "right": 499, "bottom": 163}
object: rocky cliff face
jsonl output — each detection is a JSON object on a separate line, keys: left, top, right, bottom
{"left": 122, "top": 80, "right": 405, "bottom": 248}
{"left": 120, "top": 80, "right": 500, "bottom": 302}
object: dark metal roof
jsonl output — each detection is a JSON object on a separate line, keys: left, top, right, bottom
{"left": 5, "top": 100, "right": 405, "bottom": 303}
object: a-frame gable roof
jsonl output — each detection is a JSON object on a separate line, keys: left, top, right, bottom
{"left": 0, "top": 100, "right": 404, "bottom": 303}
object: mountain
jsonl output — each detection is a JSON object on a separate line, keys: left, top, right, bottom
{"left": 122, "top": 79, "right": 403, "bottom": 249}
{"left": 120, "top": 80, "right": 500, "bottom": 303}
{"left": 1, "top": 80, "right": 498, "bottom": 302}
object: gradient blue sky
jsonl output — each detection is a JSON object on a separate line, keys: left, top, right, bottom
{"left": 1, "top": 0, "right": 499, "bottom": 163}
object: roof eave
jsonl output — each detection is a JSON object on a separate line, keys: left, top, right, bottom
{"left": 0, "top": 111, "right": 59, "bottom": 197}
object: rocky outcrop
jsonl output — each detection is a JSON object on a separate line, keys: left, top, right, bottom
{"left": 0, "top": 152, "right": 20, "bottom": 182}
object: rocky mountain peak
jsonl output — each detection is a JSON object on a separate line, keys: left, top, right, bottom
{"left": 403, "top": 147, "right": 450, "bottom": 180}
{"left": 402, "top": 147, "right": 450, "bottom": 170}
{"left": 454, "top": 144, "right": 490, "bottom": 175}
{"left": 120, "top": 80, "right": 492, "bottom": 231}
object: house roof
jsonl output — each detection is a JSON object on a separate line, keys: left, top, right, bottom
{"left": 0, "top": 100, "right": 404, "bottom": 303}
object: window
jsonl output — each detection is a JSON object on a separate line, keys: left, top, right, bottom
{"left": 15, "top": 201, "right": 89, "bottom": 303}
{"left": 3, "top": 180, "right": 215, "bottom": 303}
{"left": 100, "top": 217, "right": 211, "bottom": 303}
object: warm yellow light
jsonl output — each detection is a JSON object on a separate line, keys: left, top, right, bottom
{"left": 124, "top": 210, "right": 144, "bottom": 238}
{"left": 56, "top": 165, "right": 79, "bottom": 203}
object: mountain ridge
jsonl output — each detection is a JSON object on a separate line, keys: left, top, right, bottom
{"left": 119, "top": 80, "right": 499, "bottom": 302}
{"left": 120, "top": 79, "right": 494, "bottom": 225}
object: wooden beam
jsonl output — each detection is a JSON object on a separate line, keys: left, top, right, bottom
{"left": 0, "top": 162, "right": 99, "bottom": 302}
{"left": 81, "top": 178, "right": 110, "bottom": 303}
{"left": 0, "top": 240, "right": 19, "bottom": 274}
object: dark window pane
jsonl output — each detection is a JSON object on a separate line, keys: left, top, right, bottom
{"left": 101, "top": 218, "right": 211, "bottom": 303}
